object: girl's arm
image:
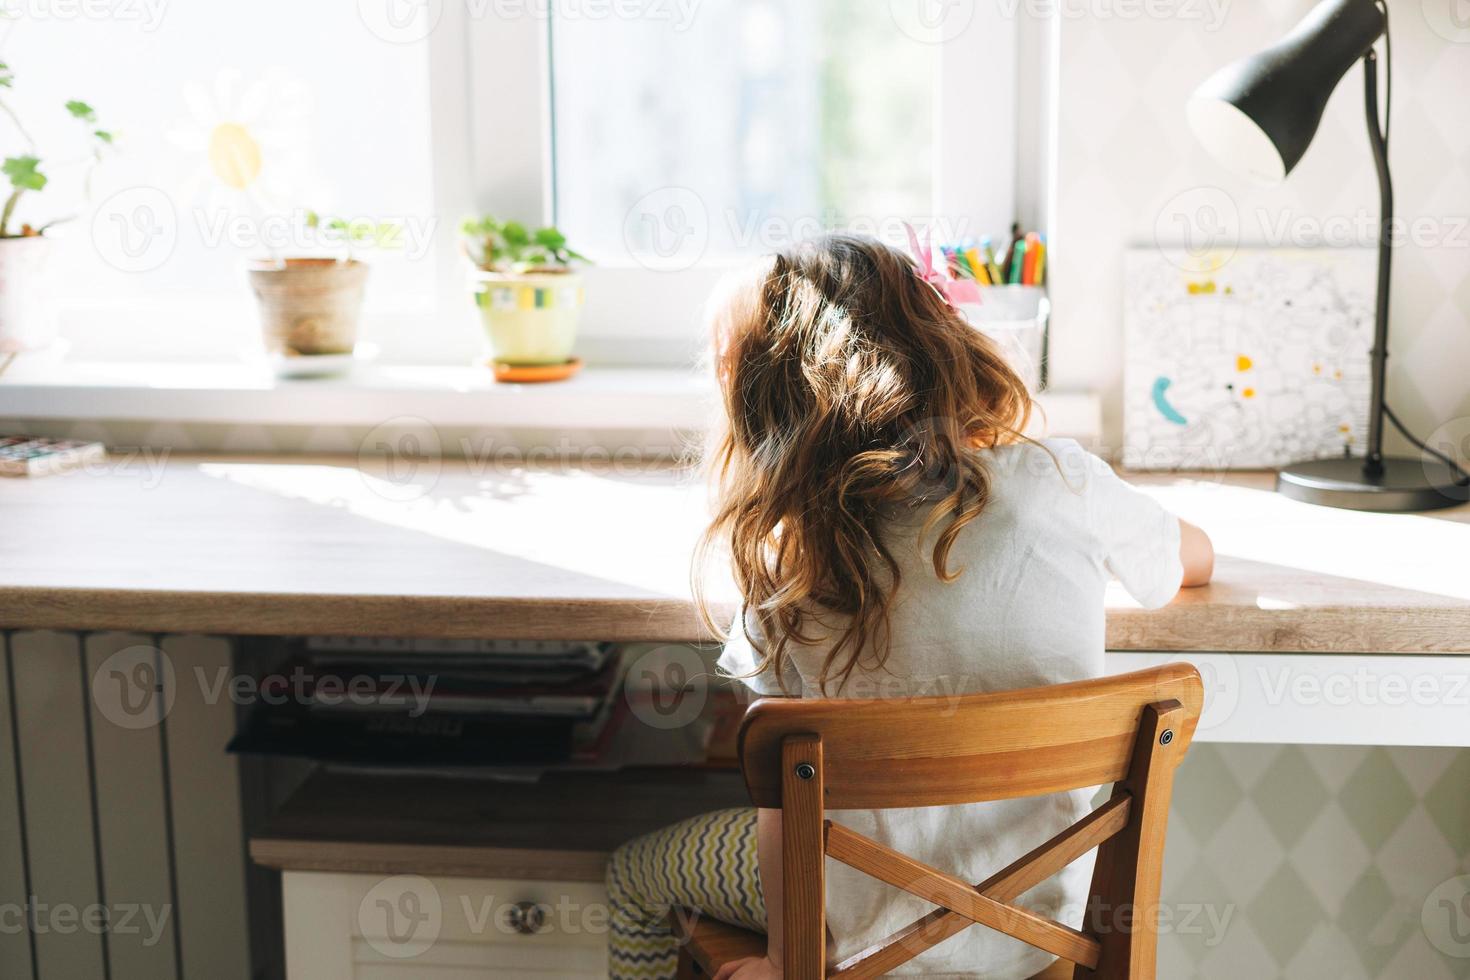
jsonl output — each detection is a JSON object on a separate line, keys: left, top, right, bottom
{"left": 1180, "top": 519, "right": 1214, "bottom": 587}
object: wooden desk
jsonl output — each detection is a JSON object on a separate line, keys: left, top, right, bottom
{"left": 3, "top": 454, "right": 1461, "bottom": 979}
{"left": 1, "top": 454, "right": 1467, "bottom": 654}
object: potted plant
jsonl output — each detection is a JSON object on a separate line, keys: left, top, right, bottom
{"left": 1, "top": 62, "right": 112, "bottom": 352}
{"left": 247, "top": 210, "right": 397, "bottom": 368}
{"left": 461, "top": 216, "right": 588, "bottom": 377}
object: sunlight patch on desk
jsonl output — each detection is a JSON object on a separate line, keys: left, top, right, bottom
{"left": 195, "top": 461, "right": 723, "bottom": 600}
{"left": 1140, "top": 480, "right": 1470, "bottom": 601}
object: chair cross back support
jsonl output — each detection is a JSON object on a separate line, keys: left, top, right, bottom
{"left": 737, "top": 663, "right": 1204, "bottom": 979}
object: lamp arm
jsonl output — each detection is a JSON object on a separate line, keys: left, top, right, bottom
{"left": 1362, "top": 46, "right": 1391, "bottom": 475}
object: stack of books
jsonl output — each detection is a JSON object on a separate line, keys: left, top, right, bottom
{"left": 229, "top": 639, "right": 626, "bottom": 768}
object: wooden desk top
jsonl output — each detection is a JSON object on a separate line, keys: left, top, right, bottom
{"left": 2, "top": 454, "right": 1467, "bottom": 653}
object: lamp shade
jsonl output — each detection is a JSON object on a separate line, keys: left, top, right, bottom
{"left": 1187, "top": 0, "right": 1385, "bottom": 183}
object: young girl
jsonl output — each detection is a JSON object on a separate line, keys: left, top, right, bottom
{"left": 606, "top": 234, "right": 1214, "bottom": 979}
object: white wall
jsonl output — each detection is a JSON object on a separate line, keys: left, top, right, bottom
{"left": 1046, "top": 0, "right": 1470, "bottom": 460}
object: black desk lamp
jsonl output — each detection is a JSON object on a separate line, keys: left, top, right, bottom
{"left": 1187, "top": 0, "right": 1470, "bottom": 511}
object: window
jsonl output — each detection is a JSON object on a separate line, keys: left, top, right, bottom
{"left": 551, "top": 1, "right": 938, "bottom": 263}
{"left": 521, "top": 0, "right": 1022, "bottom": 344}
{"left": 13, "top": 1, "right": 1022, "bottom": 363}
{"left": 5, "top": 0, "right": 446, "bottom": 360}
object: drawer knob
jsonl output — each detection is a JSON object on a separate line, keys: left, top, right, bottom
{"left": 505, "top": 901, "right": 548, "bottom": 935}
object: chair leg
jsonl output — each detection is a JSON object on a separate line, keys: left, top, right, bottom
{"left": 1084, "top": 701, "right": 1185, "bottom": 979}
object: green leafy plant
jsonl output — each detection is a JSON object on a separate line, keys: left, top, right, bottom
{"left": 460, "top": 215, "right": 588, "bottom": 273}
{"left": 0, "top": 64, "right": 113, "bottom": 238}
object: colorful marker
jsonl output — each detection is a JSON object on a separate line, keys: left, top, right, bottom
{"left": 1008, "top": 237, "right": 1027, "bottom": 285}
{"left": 964, "top": 247, "right": 987, "bottom": 284}
{"left": 981, "top": 238, "right": 1003, "bottom": 285}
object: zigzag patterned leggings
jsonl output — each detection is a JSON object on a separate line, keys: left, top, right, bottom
{"left": 606, "top": 807, "right": 766, "bottom": 979}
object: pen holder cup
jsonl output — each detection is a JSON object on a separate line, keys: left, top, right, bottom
{"left": 956, "top": 285, "right": 1048, "bottom": 392}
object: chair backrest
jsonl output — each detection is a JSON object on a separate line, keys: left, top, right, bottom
{"left": 736, "top": 663, "right": 1204, "bottom": 979}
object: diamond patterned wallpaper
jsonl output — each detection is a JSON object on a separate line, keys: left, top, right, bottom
{"left": 1160, "top": 743, "right": 1470, "bottom": 978}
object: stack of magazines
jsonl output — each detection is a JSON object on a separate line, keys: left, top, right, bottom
{"left": 229, "top": 639, "right": 626, "bottom": 768}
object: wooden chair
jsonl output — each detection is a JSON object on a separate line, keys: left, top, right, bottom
{"left": 671, "top": 664, "right": 1204, "bottom": 979}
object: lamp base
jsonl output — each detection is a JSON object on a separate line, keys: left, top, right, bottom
{"left": 1276, "top": 456, "right": 1470, "bottom": 512}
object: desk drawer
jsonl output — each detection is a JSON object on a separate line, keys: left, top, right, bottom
{"left": 284, "top": 871, "right": 608, "bottom": 979}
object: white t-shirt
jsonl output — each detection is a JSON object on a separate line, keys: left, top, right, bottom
{"left": 717, "top": 439, "right": 1184, "bottom": 978}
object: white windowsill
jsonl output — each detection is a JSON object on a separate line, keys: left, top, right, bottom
{"left": 0, "top": 358, "right": 1102, "bottom": 444}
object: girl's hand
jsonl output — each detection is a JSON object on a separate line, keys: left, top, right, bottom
{"left": 711, "top": 953, "right": 782, "bottom": 980}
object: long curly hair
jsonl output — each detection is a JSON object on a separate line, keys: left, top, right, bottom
{"left": 696, "top": 233, "right": 1035, "bottom": 695}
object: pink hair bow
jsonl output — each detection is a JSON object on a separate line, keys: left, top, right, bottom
{"left": 905, "top": 223, "right": 981, "bottom": 307}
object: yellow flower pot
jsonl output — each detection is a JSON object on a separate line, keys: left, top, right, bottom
{"left": 473, "top": 270, "right": 584, "bottom": 366}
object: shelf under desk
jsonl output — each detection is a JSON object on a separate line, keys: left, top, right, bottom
{"left": 250, "top": 768, "right": 750, "bottom": 882}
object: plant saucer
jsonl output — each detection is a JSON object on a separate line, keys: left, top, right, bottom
{"left": 270, "top": 342, "right": 379, "bottom": 379}
{"left": 491, "top": 357, "right": 583, "bottom": 383}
